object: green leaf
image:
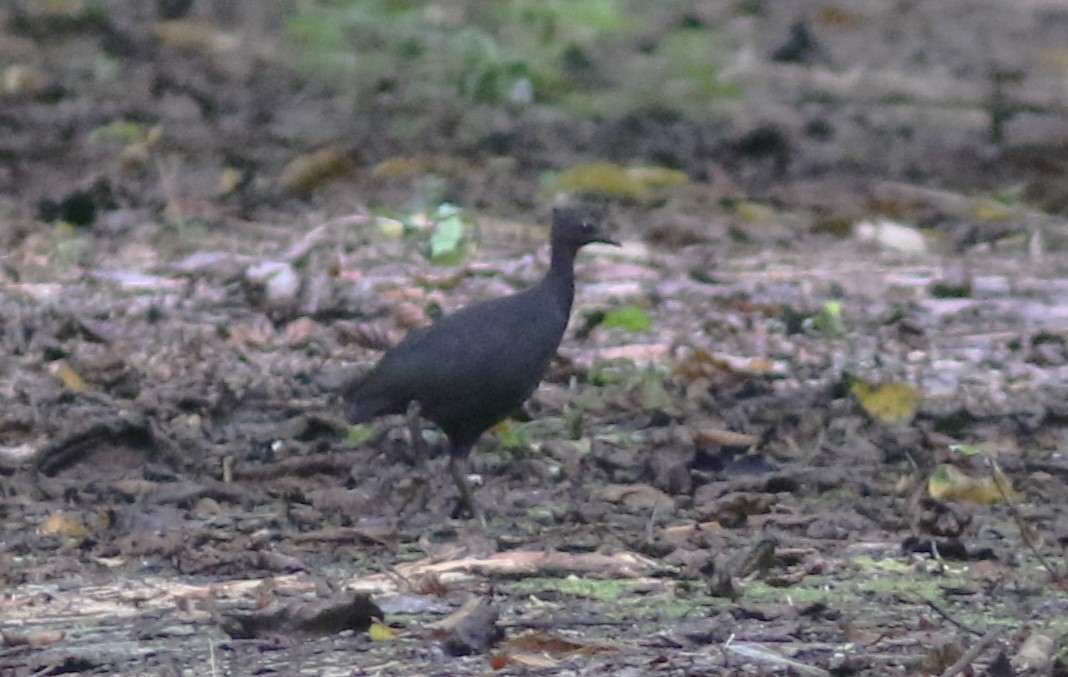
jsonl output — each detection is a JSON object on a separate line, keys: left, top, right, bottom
{"left": 601, "top": 305, "right": 652, "bottom": 332}
{"left": 428, "top": 204, "right": 468, "bottom": 265}
{"left": 804, "top": 300, "right": 846, "bottom": 338}
{"left": 948, "top": 443, "right": 984, "bottom": 457}
{"left": 345, "top": 425, "right": 375, "bottom": 445}
{"left": 496, "top": 421, "right": 528, "bottom": 450}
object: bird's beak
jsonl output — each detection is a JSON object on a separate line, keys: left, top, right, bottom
{"left": 593, "top": 232, "right": 621, "bottom": 247}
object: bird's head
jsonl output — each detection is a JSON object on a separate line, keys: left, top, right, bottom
{"left": 551, "top": 206, "right": 620, "bottom": 251}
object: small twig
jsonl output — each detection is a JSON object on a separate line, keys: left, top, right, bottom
{"left": 155, "top": 153, "right": 184, "bottom": 225}
{"left": 924, "top": 599, "right": 983, "bottom": 637}
{"left": 209, "top": 636, "right": 217, "bottom": 677}
{"left": 989, "top": 458, "right": 1068, "bottom": 591}
{"left": 645, "top": 501, "right": 661, "bottom": 544}
{"left": 940, "top": 627, "right": 1004, "bottom": 677}
{"left": 282, "top": 213, "right": 373, "bottom": 262}
{"left": 929, "top": 539, "right": 946, "bottom": 575}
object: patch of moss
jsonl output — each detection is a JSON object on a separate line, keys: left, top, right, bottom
{"left": 555, "top": 163, "right": 687, "bottom": 200}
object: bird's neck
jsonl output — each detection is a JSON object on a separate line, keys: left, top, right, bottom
{"left": 544, "top": 244, "right": 577, "bottom": 312}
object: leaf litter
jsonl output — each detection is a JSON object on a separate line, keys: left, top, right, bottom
{"left": 3, "top": 2, "right": 1068, "bottom": 675}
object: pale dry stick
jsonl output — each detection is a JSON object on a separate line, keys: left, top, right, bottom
{"left": 645, "top": 500, "right": 661, "bottom": 545}
{"left": 155, "top": 153, "right": 184, "bottom": 225}
{"left": 940, "top": 627, "right": 1005, "bottom": 677}
{"left": 876, "top": 180, "right": 1063, "bottom": 231}
{"left": 723, "top": 637, "right": 831, "bottom": 676}
{"left": 929, "top": 539, "right": 947, "bottom": 575}
{"left": 989, "top": 457, "right": 1068, "bottom": 592}
{"left": 282, "top": 213, "right": 375, "bottom": 263}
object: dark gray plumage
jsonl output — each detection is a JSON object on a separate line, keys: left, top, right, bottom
{"left": 345, "top": 207, "right": 618, "bottom": 520}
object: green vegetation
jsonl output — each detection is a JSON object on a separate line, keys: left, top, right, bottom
{"left": 803, "top": 300, "right": 846, "bottom": 338}
{"left": 345, "top": 424, "right": 375, "bottom": 445}
{"left": 600, "top": 304, "right": 652, "bottom": 332}
{"left": 505, "top": 577, "right": 720, "bottom": 620}
{"left": 554, "top": 163, "right": 689, "bottom": 201}
{"left": 426, "top": 203, "right": 469, "bottom": 266}
{"left": 370, "top": 202, "right": 474, "bottom": 265}
{"left": 285, "top": 0, "right": 739, "bottom": 118}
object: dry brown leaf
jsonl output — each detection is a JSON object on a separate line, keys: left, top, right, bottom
{"left": 840, "top": 623, "right": 888, "bottom": 646}
{"left": 38, "top": 512, "right": 89, "bottom": 538}
{"left": 594, "top": 344, "right": 670, "bottom": 365}
{"left": 928, "top": 464, "right": 1017, "bottom": 504}
{"left": 382, "top": 287, "right": 430, "bottom": 302}
{"left": 488, "top": 654, "right": 515, "bottom": 670}
{"left": 554, "top": 162, "right": 687, "bottom": 200}
{"left": 226, "top": 320, "right": 275, "bottom": 349}
{"left": 594, "top": 484, "right": 674, "bottom": 510}
{"left": 851, "top": 380, "right": 921, "bottom": 423}
{"left": 335, "top": 320, "right": 396, "bottom": 351}
{"left": 371, "top": 154, "right": 469, "bottom": 179}
{"left": 2, "top": 65, "right": 51, "bottom": 96}
{"left": 392, "top": 302, "right": 429, "bottom": 330}
{"left": 154, "top": 19, "right": 240, "bottom": 53}
{"left": 49, "top": 361, "right": 88, "bottom": 391}
{"left": 1, "top": 629, "right": 66, "bottom": 648}
{"left": 818, "top": 5, "right": 862, "bottom": 27}
{"left": 693, "top": 428, "right": 760, "bottom": 448}
{"left": 292, "top": 525, "right": 398, "bottom": 546}
{"left": 278, "top": 148, "right": 356, "bottom": 197}
{"left": 490, "top": 651, "right": 559, "bottom": 669}
{"left": 696, "top": 492, "right": 776, "bottom": 528}
{"left": 217, "top": 166, "right": 244, "bottom": 195}
{"left": 662, "top": 521, "right": 723, "bottom": 542}
{"left": 673, "top": 349, "right": 734, "bottom": 383}
{"left": 405, "top": 573, "right": 449, "bottom": 597}
{"left": 1041, "top": 46, "right": 1068, "bottom": 70}
{"left": 282, "top": 317, "right": 321, "bottom": 347}
{"left": 743, "top": 358, "right": 777, "bottom": 374}
{"left": 501, "top": 630, "right": 615, "bottom": 657}
{"left": 426, "top": 597, "right": 484, "bottom": 631}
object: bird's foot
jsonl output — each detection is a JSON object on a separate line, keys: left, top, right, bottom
{"left": 450, "top": 495, "right": 486, "bottom": 528}
{"left": 448, "top": 455, "right": 487, "bottom": 527}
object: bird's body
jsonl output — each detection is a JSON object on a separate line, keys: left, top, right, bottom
{"left": 344, "top": 207, "right": 617, "bottom": 519}
{"left": 347, "top": 283, "right": 570, "bottom": 447}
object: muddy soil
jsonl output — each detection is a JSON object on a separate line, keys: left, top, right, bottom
{"left": 2, "top": 2, "right": 1068, "bottom": 675}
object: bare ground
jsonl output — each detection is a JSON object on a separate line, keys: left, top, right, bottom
{"left": 2, "top": 2, "right": 1068, "bottom": 675}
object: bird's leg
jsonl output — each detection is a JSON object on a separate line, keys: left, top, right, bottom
{"left": 395, "top": 401, "right": 429, "bottom": 516}
{"left": 448, "top": 444, "right": 485, "bottom": 527}
{"left": 405, "top": 400, "right": 426, "bottom": 459}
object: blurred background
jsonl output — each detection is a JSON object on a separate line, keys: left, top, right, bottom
{"left": 5, "top": 0, "right": 1068, "bottom": 244}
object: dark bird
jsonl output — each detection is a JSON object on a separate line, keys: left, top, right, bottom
{"left": 344, "top": 207, "right": 618, "bottom": 521}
